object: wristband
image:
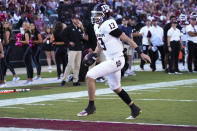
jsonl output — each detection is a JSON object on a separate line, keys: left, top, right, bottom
{"left": 135, "top": 47, "right": 142, "bottom": 55}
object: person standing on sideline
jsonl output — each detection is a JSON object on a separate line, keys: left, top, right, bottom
{"left": 77, "top": 3, "right": 151, "bottom": 119}
{"left": 125, "top": 16, "right": 138, "bottom": 76}
{"left": 43, "top": 27, "right": 56, "bottom": 72}
{"left": 30, "top": 22, "right": 43, "bottom": 80}
{"left": 51, "top": 22, "right": 68, "bottom": 80}
{"left": 139, "top": 18, "right": 151, "bottom": 70}
{"left": 147, "top": 17, "right": 164, "bottom": 72}
{"left": 2, "top": 21, "right": 20, "bottom": 82}
{"left": 167, "top": 20, "right": 182, "bottom": 74}
{"left": 0, "top": 35, "right": 5, "bottom": 88}
{"left": 186, "top": 16, "right": 197, "bottom": 73}
{"left": 119, "top": 16, "right": 134, "bottom": 76}
{"left": 61, "top": 14, "right": 87, "bottom": 86}
{"left": 163, "top": 15, "right": 182, "bottom": 73}
{"left": 19, "top": 22, "right": 33, "bottom": 85}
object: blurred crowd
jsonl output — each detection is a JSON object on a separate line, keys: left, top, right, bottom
{"left": 0, "top": 0, "right": 196, "bottom": 87}
{"left": 0, "top": 0, "right": 195, "bottom": 30}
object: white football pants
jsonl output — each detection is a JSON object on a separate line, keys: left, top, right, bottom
{"left": 87, "top": 56, "right": 125, "bottom": 90}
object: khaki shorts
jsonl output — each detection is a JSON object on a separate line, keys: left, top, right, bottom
{"left": 123, "top": 44, "right": 132, "bottom": 56}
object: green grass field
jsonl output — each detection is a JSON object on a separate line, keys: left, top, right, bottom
{"left": 0, "top": 71, "right": 197, "bottom": 126}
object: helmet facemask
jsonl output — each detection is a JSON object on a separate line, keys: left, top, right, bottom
{"left": 91, "top": 11, "right": 105, "bottom": 24}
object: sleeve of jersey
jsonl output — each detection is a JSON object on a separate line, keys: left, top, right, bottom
{"left": 109, "top": 28, "right": 123, "bottom": 38}
{"left": 104, "top": 19, "right": 122, "bottom": 38}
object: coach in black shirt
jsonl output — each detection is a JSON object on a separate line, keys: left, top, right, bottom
{"left": 61, "top": 14, "right": 87, "bottom": 86}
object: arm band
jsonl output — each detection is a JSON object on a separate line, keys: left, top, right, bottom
{"left": 135, "top": 47, "right": 142, "bottom": 55}
{"left": 109, "top": 28, "right": 123, "bottom": 38}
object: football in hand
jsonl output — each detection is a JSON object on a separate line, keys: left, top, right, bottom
{"left": 83, "top": 53, "right": 97, "bottom": 66}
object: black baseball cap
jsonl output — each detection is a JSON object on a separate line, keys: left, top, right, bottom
{"left": 129, "top": 16, "right": 135, "bottom": 20}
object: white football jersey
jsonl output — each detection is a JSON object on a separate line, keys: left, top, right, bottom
{"left": 94, "top": 19, "right": 123, "bottom": 59}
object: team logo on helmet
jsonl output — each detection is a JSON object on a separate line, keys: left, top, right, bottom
{"left": 91, "top": 4, "right": 111, "bottom": 24}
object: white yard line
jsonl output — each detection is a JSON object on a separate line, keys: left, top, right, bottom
{"left": 74, "top": 98, "right": 197, "bottom": 102}
{"left": 137, "top": 99, "right": 197, "bottom": 102}
{"left": 136, "top": 90, "right": 160, "bottom": 92}
{"left": 74, "top": 98, "right": 119, "bottom": 100}
{"left": 0, "top": 107, "right": 25, "bottom": 109}
{"left": 3, "top": 78, "right": 62, "bottom": 88}
{"left": 100, "top": 93, "right": 142, "bottom": 96}
{"left": 0, "top": 79, "right": 197, "bottom": 107}
{"left": 24, "top": 104, "right": 53, "bottom": 106}
{"left": 155, "top": 88, "right": 177, "bottom": 90}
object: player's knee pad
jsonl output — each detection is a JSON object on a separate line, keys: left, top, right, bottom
{"left": 109, "top": 82, "right": 120, "bottom": 90}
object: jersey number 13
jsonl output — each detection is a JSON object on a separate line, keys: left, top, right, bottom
{"left": 98, "top": 38, "right": 106, "bottom": 50}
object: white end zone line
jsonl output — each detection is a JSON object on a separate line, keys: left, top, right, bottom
{"left": 0, "top": 79, "right": 197, "bottom": 107}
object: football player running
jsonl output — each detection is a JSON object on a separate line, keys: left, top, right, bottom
{"left": 77, "top": 3, "right": 151, "bottom": 119}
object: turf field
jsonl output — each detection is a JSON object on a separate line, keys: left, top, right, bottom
{"left": 0, "top": 71, "right": 197, "bottom": 130}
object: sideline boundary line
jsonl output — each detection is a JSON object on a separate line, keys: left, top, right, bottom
{"left": 0, "top": 79, "right": 197, "bottom": 107}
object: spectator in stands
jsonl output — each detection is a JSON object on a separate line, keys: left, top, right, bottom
{"left": 30, "top": 22, "right": 43, "bottom": 80}
{"left": 47, "top": 0, "right": 58, "bottom": 14}
{"left": 51, "top": 21, "right": 68, "bottom": 80}
{"left": 43, "top": 26, "right": 56, "bottom": 72}
{"left": 19, "top": 22, "right": 33, "bottom": 85}
{"left": 61, "top": 14, "right": 87, "bottom": 86}
{"left": 186, "top": 16, "right": 197, "bottom": 73}
{"left": 3, "top": 21, "right": 20, "bottom": 82}
{"left": 167, "top": 20, "right": 182, "bottom": 74}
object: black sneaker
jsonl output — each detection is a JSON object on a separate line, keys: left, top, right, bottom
{"left": 140, "top": 65, "right": 144, "bottom": 70}
{"left": 77, "top": 105, "right": 96, "bottom": 117}
{"left": 73, "top": 82, "right": 81, "bottom": 86}
{"left": 126, "top": 104, "right": 142, "bottom": 119}
{"left": 60, "top": 81, "right": 66, "bottom": 87}
{"left": 165, "top": 68, "right": 169, "bottom": 73}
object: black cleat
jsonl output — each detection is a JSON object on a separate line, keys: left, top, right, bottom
{"left": 126, "top": 104, "right": 142, "bottom": 119}
{"left": 131, "top": 105, "right": 141, "bottom": 118}
{"left": 77, "top": 105, "right": 96, "bottom": 117}
{"left": 60, "top": 81, "right": 66, "bottom": 87}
